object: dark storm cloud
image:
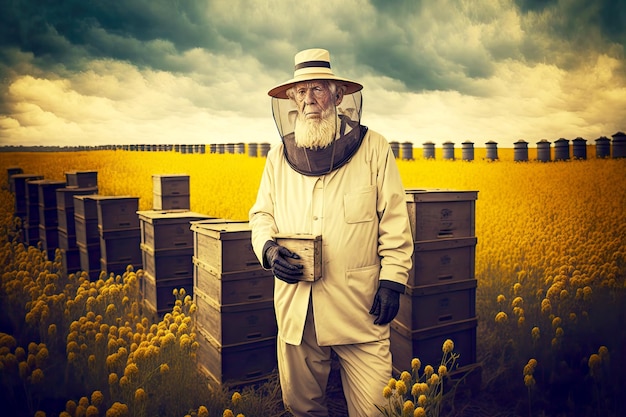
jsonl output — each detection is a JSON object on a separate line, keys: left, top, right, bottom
{"left": 361, "top": 0, "right": 625, "bottom": 93}
{"left": 0, "top": 0, "right": 220, "bottom": 71}
{"left": 514, "top": 0, "right": 625, "bottom": 68}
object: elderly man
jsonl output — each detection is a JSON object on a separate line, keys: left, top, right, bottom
{"left": 249, "top": 48, "right": 413, "bottom": 416}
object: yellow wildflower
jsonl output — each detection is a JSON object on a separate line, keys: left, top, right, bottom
{"left": 160, "top": 363, "right": 170, "bottom": 374}
{"left": 86, "top": 406, "right": 99, "bottom": 417}
{"left": 30, "top": 368, "right": 44, "bottom": 384}
{"left": 524, "top": 375, "right": 535, "bottom": 387}
{"left": 414, "top": 407, "right": 426, "bottom": 417}
{"left": 598, "top": 346, "right": 609, "bottom": 362}
{"left": 197, "top": 406, "right": 209, "bottom": 417}
{"left": 428, "top": 374, "right": 440, "bottom": 386}
{"left": 496, "top": 294, "right": 506, "bottom": 303}
{"left": 411, "top": 383, "right": 420, "bottom": 397}
{"left": 411, "top": 358, "right": 421, "bottom": 371}
{"left": 79, "top": 396, "right": 89, "bottom": 408}
{"left": 387, "top": 378, "right": 397, "bottom": 390}
{"left": 383, "top": 386, "right": 393, "bottom": 399}
{"left": 66, "top": 400, "right": 77, "bottom": 415}
{"left": 442, "top": 339, "right": 454, "bottom": 354}
{"left": 223, "top": 409, "right": 234, "bottom": 417}
{"left": 396, "top": 380, "right": 407, "bottom": 395}
{"left": 424, "top": 365, "right": 434, "bottom": 377}
{"left": 495, "top": 311, "right": 508, "bottom": 323}
{"left": 531, "top": 326, "right": 540, "bottom": 341}
{"left": 124, "top": 363, "right": 139, "bottom": 379}
{"left": 135, "top": 388, "right": 147, "bottom": 402}
{"left": 400, "top": 371, "right": 411, "bottom": 384}
{"left": 438, "top": 365, "right": 447, "bottom": 377}
{"left": 417, "top": 394, "right": 427, "bottom": 407}
{"left": 91, "top": 391, "right": 104, "bottom": 407}
{"left": 232, "top": 391, "right": 242, "bottom": 406}
{"left": 403, "top": 400, "right": 415, "bottom": 415}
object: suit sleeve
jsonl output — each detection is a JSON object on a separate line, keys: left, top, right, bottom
{"left": 249, "top": 147, "right": 280, "bottom": 269}
{"left": 375, "top": 139, "right": 413, "bottom": 288}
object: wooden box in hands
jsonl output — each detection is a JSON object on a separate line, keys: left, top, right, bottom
{"left": 273, "top": 233, "right": 322, "bottom": 282}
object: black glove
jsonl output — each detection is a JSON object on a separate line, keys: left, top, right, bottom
{"left": 369, "top": 286, "right": 400, "bottom": 325}
{"left": 263, "top": 240, "right": 303, "bottom": 284}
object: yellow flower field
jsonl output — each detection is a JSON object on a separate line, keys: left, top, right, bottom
{"left": 0, "top": 148, "right": 624, "bottom": 416}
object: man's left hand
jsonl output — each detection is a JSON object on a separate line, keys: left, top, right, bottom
{"left": 369, "top": 286, "right": 400, "bottom": 325}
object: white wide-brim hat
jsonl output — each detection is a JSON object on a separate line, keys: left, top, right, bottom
{"left": 268, "top": 48, "right": 363, "bottom": 99}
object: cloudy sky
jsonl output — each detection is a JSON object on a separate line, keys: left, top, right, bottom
{"left": 0, "top": 0, "right": 624, "bottom": 147}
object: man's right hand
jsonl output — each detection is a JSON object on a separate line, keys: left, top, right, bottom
{"left": 263, "top": 240, "right": 303, "bottom": 284}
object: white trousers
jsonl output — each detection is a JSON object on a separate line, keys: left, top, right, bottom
{"left": 278, "top": 301, "right": 392, "bottom": 417}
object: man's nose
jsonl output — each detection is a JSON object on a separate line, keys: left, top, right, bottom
{"left": 304, "top": 89, "right": 317, "bottom": 104}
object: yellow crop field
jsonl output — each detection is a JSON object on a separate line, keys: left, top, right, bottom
{"left": 0, "top": 149, "right": 624, "bottom": 417}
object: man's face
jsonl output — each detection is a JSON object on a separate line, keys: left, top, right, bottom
{"left": 293, "top": 81, "right": 335, "bottom": 121}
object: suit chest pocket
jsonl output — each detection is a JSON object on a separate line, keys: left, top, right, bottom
{"left": 344, "top": 185, "right": 376, "bottom": 223}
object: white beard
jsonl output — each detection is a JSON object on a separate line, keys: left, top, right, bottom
{"left": 293, "top": 110, "right": 338, "bottom": 149}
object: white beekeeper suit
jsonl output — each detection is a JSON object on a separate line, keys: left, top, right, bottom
{"left": 249, "top": 48, "right": 413, "bottom": 417}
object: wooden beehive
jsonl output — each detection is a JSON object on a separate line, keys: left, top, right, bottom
{"left": 7, "top": 167, "right": 23, "bottom": 192}
{"left": 65, "top": 170, "right": 98, "bottom": 188}
{"left": 10, "top": 174, "right": 44, "bottom": 215}
{"left": 99, "top": 257, "right": 142, "bottom": 278}
{"left": 34, "top": 179, "right": 66, "bottom": 208}
{"left": 75, "top": 217, "right": 100, "bottom": 246}
{"left": 273, "top": 233, "right": 322, "bottom": 282}
{"left": 137, "top": 210, "right": 213, "bottom": 251}
{"left": 141, "top": 244, "right": 194, "bottom": 279}
{"left": 193, "top": 256, "right": 274, "bottom": 305}
{"left": 390, "top": 318, "right": 477, "bottom": 371}
{"left": 152, "top": 174, "right": 190, "bottom": 211}
{"left": 78, "top": 242, "right": 101, "bottom": 279}
{"left": 152, "top": 174, "right": 190, "bottom": 195}
{"left": 56, "top": 186, "right": 98, "bottom": 210}
{"left": 142, "top": 270, "right": 193, "bottom": 314}
{"left": 95, "top": 196, "right": 140, "bottom": 230}
{"left": 405, "top": 189, "right": 477, "bottom": 241}
{"left": 408, "top": 237, "right": 477, "bottom": 286}
{"left": 74, "top": 194, "right": 102, "bottom": 220}
{"left": 191, "top": 222, "right": 261, "bottom": 274}
{"left": 396, "top": 279, "right": 477, "bottom": 331}
{"left": 99, "top": 228, "right": 142, "bottom": 264}
{"left": 60, "top": 247, "right": 81, "bottom": 276}
{"left": 196, "top": 326, "right": 277, "bottom": 385}
{"left": 194, "top": 287, "right": 277, "bottom": 346}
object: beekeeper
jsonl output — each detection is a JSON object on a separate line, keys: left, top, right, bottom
{"left": 249, "top": 48, "right": 413, "bottom": 417}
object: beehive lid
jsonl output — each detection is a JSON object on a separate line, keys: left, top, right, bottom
{"left": 152, "top": 173, "right": 189, "bottom": 179}
{"left": 190, "top": 221, "right": 251, "bottom": 240}
{"left": 405, "top": 189, "right": 478, "bottom": 202}
{"left": 93, "top": 195, "right": 139, "bottom": 204}
{"left": 137, "top": 210, "right": 213, "bottom": 224}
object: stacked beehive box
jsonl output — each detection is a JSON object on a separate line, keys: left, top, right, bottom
{"left": 74, "top": 194, "right": 103, "bottom": 279}
{"left": 28, "top": 179, "right": 67, "bottom": 260}
{"left": 56, "top": 171, "right": 99, "bottom": 275}
{"left": 152, "top": 174, "right": 190, "bottom": 211}
{"left": 191, "top": 220, "right": 277, "bottom": 384}
{"left": 137, "top": 209, "right": 213, "bottom": 316}
{"left": 7, "top": 167, "right": 23, "bottom": 192}
{"left": 96, "top": 196, "right": 142, "bottom": 276}
{"left": 20, "top": 174, "right": 45, "bottom": 245}
{"left": 390, "top": 189, "right": 479, "bottom": 372}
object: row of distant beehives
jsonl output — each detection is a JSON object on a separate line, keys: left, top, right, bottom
{"left": 8, "top": 167, "right": 480, "bottom": 385}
